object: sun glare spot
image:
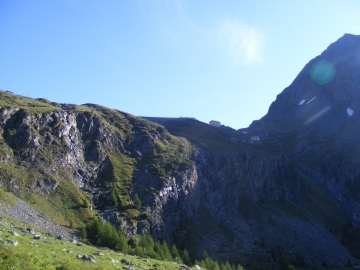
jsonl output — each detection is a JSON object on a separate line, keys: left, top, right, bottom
{"left": 309, "top": 60, "right": 335, "bottom": 84}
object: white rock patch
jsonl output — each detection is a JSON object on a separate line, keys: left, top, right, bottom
{"left": 159, "top": 186, "right": 173, "bottom": 197}
{"left": 347, "top": 107, "right": 354, "bottom": 116}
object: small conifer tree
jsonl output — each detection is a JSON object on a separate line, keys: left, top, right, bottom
{"left": 111, "top": 183, "right": 120, "bottom": 207}
{"left": 116, "top": 230, "right": 128, "bottom": 252}
{"left": 154, "top": 241, "right": 163, "bottom": 260}
{"left": 213, "top": 261, "right": 220, "bottom": 270}
{"left": 225, "top": 261, "right": 232, "bottom": 270}
{"left": 171, "top": 244, "right": 182, "bottom": 262}
{"left": 196, "top": 259, "right": 206, "bottom": 269}
{"left": 86, "top": 216, "right": 104, "bottom": 242}
{"left": 161, "top": 241, "right": 172, "bottom": 261}
{"left": 135, "top": 245, "right": 144, "bottom": 256}
{"left": 287, "top": 265, "right": 295, "bottom": 270}
{"left": 97, "top": 221, "right": 118, "bottom": 249}
{"left": 237, "top": 264, "right": 244, "bottom": 270}
{"left": 182, "top": 249, "right": 192, "bottom": 266}
{"left": 80, "top": 227, "right": 87, "bottom": 239}
{"left": 83, "top": 199, "right": 89, "bottom": 208}
{"left": 202, "top": 250, "right": 210, "bottom": 260}
{"left": 134, "top": 194, "right": 142, "bottom": 209}
{"left": 111, "top": 189, "right": 118, "bottom": 207}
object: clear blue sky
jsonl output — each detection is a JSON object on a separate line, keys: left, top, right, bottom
{"left": 1, "top": 1, "right": 360, "bottom": 129}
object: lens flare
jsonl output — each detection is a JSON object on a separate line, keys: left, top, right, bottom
{"left": 303, "top": 106, "right": 331, "bottom": 125}
{"left": 309, "top": 60, "right": 335, "bottom": 84}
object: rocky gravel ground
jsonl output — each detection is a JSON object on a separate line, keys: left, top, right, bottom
{"left": 0, "top": 199, "right": 74, "bottom": 239}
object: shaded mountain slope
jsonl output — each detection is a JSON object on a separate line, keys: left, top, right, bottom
{"left": 244, "top": 33, "right": 360, "bottom": 226}
{"left": 156, "top": 118, "right": 351, "bottom": 268}
{"left": 239, "top": 33, "right": 360, "bottom": 263}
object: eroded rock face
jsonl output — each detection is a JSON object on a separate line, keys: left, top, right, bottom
{"left": 0, "top": 102, "right": 197, "bottom": 253}
{"left": 0, "top": 108, "right": 150, "bottom": 191}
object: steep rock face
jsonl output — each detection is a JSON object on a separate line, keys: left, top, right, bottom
{"left": 172, "top": 145, "right": 351, "bottom": 266}
{"left": 244, "top": 34, "right": 360, "bottom": 221}
{"left": 0, "top": 98, "right": 196, "bottom": 243}
{"left": 138, "top": 112, "right": 356, "bottom": 267}
{"left": 251, "top": 34, "right": 360, "bottom": 136}
{"left": 226, "top": 33, "right": 360, "bottom": 264}
{"left": 1, "top": 108, "right": 122, "bottom": 191}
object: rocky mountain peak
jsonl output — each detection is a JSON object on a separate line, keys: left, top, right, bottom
{"left": 248, "top": 34, "right": 360, "bottom": 142}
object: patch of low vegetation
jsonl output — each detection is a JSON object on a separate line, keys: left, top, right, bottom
{"left": 159, "top": 119, "right": 285, "bottom": 158}
{"left": 0, "top": 163, "right": 33, "bottom": 193}
{"left": 0, "top": 142, "right": 94, "bottom": 229}
{"left": 98, "top": 150, "right": 136, "bottom": 210}
{"left": 36, "top": 98, "right": 52, "bottom": 104}
{"left": 148, "top": 135, "right": 193, "bottom": 178}
{"left": 0, "top": 187, "right": 16, "bottom": 205}
{"left": 160, "top": 119, "right": 239, "bottom": 151}
{"left": 0, "top": 213, "right": 196, "bottom": 270}
{"left": 108, "top": 151, "right": 135, "bottom": 186}
{"left": 0, "top": 90, "right": 59, "bottom": 114}
{"left": 77, "top": 104, "right": 133, "bottom": 138}
{"left": 23, "top": 180, "right": 94, "bottom": 229}
{"left": 0, "top": 133, "right": 12, "bottom": 157}
{"left": 124, "top": 209, "right": 139, "bottom": 224}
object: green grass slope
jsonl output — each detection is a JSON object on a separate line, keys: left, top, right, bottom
{"left": 0, "top": 212, "right": 192, "bottom": 270}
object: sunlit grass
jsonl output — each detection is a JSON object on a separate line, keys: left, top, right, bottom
{"left": 0, "top": 90, "right": 59, "bottom": 114}
{"left": 0, "top": 212, "right": 190, "bottom": 270}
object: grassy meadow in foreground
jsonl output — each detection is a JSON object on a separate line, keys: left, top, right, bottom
{"left": 0, "top": 212, "right": 189, "bottom": 270}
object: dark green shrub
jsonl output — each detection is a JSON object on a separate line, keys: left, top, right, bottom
{"left": 139, "top": 212, "right": 151, "bottom": 220}
{"left": 134, "top": 194, "right": 141, "bottom": 209}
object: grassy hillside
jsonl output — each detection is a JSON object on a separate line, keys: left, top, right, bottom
{"left": 159, "top": 119, "right": 283, "bottom": 157}
{"left": 0, "top": 211, "right": 193, "bottom": 270}
{"left": 0, "top": 91, "right": 59, "bottom": 114}
{"left": 159, "top": 119, "right": 238, "bottom": 150}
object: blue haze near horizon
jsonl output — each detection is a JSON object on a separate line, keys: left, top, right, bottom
{"left": 1, "top": 1, "right": 360, "bottom": 129}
